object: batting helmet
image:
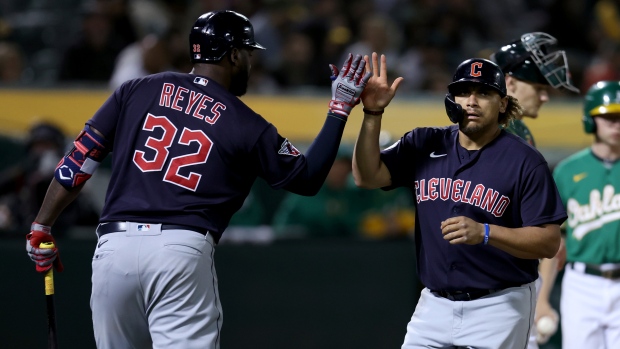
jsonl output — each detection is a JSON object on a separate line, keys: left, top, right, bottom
{"left": 189, "top": 10, "right": 265, "bottom": 63}
{"left": 582, "top": 81, "right": 620, "bottom": 133}
{"left": 444, "top": 58, "right": 506, "bottom": 123}
{"left": 491, "top": 32, "right": 579, "bottom": 93}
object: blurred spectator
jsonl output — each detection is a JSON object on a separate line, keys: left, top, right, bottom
{"left": 272, "top": 143, "right": 415, "bottom": 240}
{"left": 581, "top": 41, "right": 620, "bottom": 91}
{"left": 58, "top": 2, "right": 127, "bottom": 83}
{"left": 98, "top": 0, "right": 138, "bottom": 48}
{"left": 357, "top": 188, "right": 415, "bottom": 240}
{"left": 358, "top": 131, "right": 416, "bottom": 239}
{"left": 272, "top": 147, "right": 361, "bottom": 238}
{"left": 221, "top": 180, "right": 277, "bottom": 244}
{"left": 109, "top": 33, "right": 172, "bottom": 89}
{"left": 340, "top": 14, "right": 402, "bottom": 77}
{"left": 0, "top": 41, "right": 24, "bottom": 83}
{"left": 0, "top": 122, "right": 99, "bottom": 236}
{"left": 273, "top": 31, "right": 322, "bottom": 87}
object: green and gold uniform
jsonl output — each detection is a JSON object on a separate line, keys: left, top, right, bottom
{"left": 553, "top": 149, "right": 620, "bottom": 264}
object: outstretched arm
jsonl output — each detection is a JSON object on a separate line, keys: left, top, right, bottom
{"left": 353, "top": 52, "right": 403, "bottom": 189}
{"left": 283, "top": 54, "right": 371, "bottom": 195}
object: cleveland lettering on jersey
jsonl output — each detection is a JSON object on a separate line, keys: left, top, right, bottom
{"left": 414, "top": 178, "right": 510, "bottom": 217}
{"left": 159, "top": 82, "right": 226, "bottom": 124}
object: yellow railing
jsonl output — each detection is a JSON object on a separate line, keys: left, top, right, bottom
{"left": 0, "top": 90, "right": 591, "bottom": 149}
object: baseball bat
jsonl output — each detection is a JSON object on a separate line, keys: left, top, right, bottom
{"left": 40, "top": 242, "right": 58, "bottom": 349}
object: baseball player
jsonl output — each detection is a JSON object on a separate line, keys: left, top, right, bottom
{"left": 354, "top": 53, "right": 566, "bottom": 348}
{"left": 491, "top": 31, "right": 580, "bottom": 347}
{"left": 24, "top": 10, "right": 372, "bottom": 349}
{"left": 553, "top": 81, "right": 620, "bottom": 349}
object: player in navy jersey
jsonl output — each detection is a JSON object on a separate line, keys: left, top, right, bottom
{"left": 353, "top": 53, "right": 566, "bottom": 348}
{"left": 25, "top": 10, "right": 372, "bottom": 349}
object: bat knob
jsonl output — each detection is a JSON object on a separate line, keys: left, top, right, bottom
{"left": 40, "top": 242, "right": 55, "bottom": 249}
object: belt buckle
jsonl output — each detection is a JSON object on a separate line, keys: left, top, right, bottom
{"left": 602, "top": 270, "right": 615, "bottom": 279}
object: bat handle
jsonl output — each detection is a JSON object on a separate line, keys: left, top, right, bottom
{"left": 39, "top": 242, "right": 58, "bottom": 349}
{"left": 39, "top": 242, "right": 55, "bottom": 296}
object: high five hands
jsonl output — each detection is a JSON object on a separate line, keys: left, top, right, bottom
{"left": 361, "top": 52, "right": 404, "bottom": 114}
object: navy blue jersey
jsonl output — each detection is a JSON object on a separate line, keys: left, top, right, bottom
{"left": 88, "top": 72, "right": 320, "bottom": 242}
{"left": 381, "top": 125, "right": 567, "bottom": 291}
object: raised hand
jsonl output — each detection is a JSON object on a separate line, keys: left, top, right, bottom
{"left": 361, "top": 52, "right": 404, "bottom": 113}
{"left": 328, "top": 53, "right": 372, "bottom": 118}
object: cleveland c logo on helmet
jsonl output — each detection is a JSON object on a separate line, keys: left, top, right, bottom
{"left": 444, "top": 58, "right": 506, "bottom": 124}
{"left": 470, "top": 62, "right": 483, "bottom": 77}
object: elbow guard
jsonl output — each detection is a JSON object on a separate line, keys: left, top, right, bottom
{"left": 54, "top": 126, "right": 109, "bottom": 189}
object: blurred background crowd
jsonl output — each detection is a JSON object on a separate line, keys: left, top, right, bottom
{"left": 0, "top": 0, "right": 619, "bottom": 93}
{"left": 0, "top": 0, "right": 615, "bottom": 242}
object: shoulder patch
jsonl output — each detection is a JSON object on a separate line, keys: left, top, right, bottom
{"left": 278, "top": 139, "right": 301, "bottom": 157}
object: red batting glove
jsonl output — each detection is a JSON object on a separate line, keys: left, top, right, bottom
{"left": 26, "top": 223, "right": 64, "bottom": 273}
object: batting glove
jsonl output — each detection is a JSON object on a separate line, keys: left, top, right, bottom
{"left": 26, "top": 222, "right": 64, "bottom": 273}
{"left": 328, "top": 53, "right": 372, "bottom": 118}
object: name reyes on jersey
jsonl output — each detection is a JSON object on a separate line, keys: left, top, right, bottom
{"left": 567, "top": 185, "right": 620, "bottom": 240}
{"left": 415, "top": 178, "right": 510, "bottom": 217}
{"left": 159, "top": 83, "right": 226, "bottom": 124}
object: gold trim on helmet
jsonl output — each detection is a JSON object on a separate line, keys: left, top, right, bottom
{"left": 590, "top": 103, "right": 620, "bottom": 115}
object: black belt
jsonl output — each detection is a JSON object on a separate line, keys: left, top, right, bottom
{"left": 431, "top": 288, "right": 501, "bottom": 301}
{"left": 568, "top": 261, "right": 620, "bottom": 279}
{"left": 96, "top": 221, "right": 207, "bottom": 238}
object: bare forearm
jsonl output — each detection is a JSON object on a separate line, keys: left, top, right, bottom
{"left": 538, "top": 257, "right": 559, "bottom": 301}
{"left": 353, "top": 114, "right": 387, "bottom": 188}
{"left": 487, "top": 224, "right": 561, "bottom": 259}
{"left": 35, "top": 179, "right": 85, "bottom": 226}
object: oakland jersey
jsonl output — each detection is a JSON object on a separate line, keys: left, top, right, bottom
{"left": 381, "top": 125, "right": 566, "bottom": 291}
{"left": 553, "top": 149, "right": 620, "bottom": 264}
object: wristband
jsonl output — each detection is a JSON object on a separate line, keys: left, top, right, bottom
{"left": 31, "top": 222, "right": 51, "bottom": 234}
{"left": 483, "top": 223, "right": 490, "bottom": 245}
{"left": 363, "top": 108, "right": 384, "bottom": 116}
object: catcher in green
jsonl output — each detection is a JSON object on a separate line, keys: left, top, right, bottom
{"left": 553, "top": 81, "right": 620, "bottom": 349}
{"left": 491, "top": 31, "right": 580, "bottom": 348}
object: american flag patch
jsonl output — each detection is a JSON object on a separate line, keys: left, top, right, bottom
{"left": 193, "top": 77, "right": 208, "bottom": 86}
{"left": 137, "top": 224, "right": 151, "bottom": 231}
{"left": 278, "top": 139, "right": 301, "bottom": 157}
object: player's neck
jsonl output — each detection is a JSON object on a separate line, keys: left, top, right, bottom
{"left": 591, "top": 142, "right": 620, "bottom": 162}
{"left": 458, "top": 126, "right": 501, "bottom": 150}
{"left": 190, "top": 64, "right": 231, "bottom": 90}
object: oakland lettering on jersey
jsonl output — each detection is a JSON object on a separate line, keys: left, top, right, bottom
{"left": 567, "top": 184, "right": 620, "bottom": 240}
{"left": 414, "top": 178, "right": 510, "bottom": 217}
{"left": 159, "top": 83, "right": 226, "bottom": 124}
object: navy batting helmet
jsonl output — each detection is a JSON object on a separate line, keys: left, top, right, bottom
{"left": 491, "top": 32, "right": 579, "bottom": 93}
{"left": 444, "top": 58, "right": 506, "bottom": 123}
{"left": 583, "top": 81, "right": 620, "bottom": 134}
{"left": 189, "top": 10, "right": 265, "bottom": 63}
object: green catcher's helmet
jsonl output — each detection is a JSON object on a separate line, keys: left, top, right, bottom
{"left": 583, "top": 81, "right": 620, "bottom": 133}
{"left": 491, "top": 32, "right": 579, "bottom": 93}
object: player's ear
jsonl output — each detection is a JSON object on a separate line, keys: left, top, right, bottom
{"left": 499, "top": 95, "right": 508, "bottom": 113}
{"left": 505, "top": 76, "right": 517, "bottom": 93}
{"left": 229, "top": 48, "right": 240, "bottom": 66}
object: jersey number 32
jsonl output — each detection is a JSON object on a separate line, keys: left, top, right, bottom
{"left": 133, "top": 113, "right": 213, "bottom": 192}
